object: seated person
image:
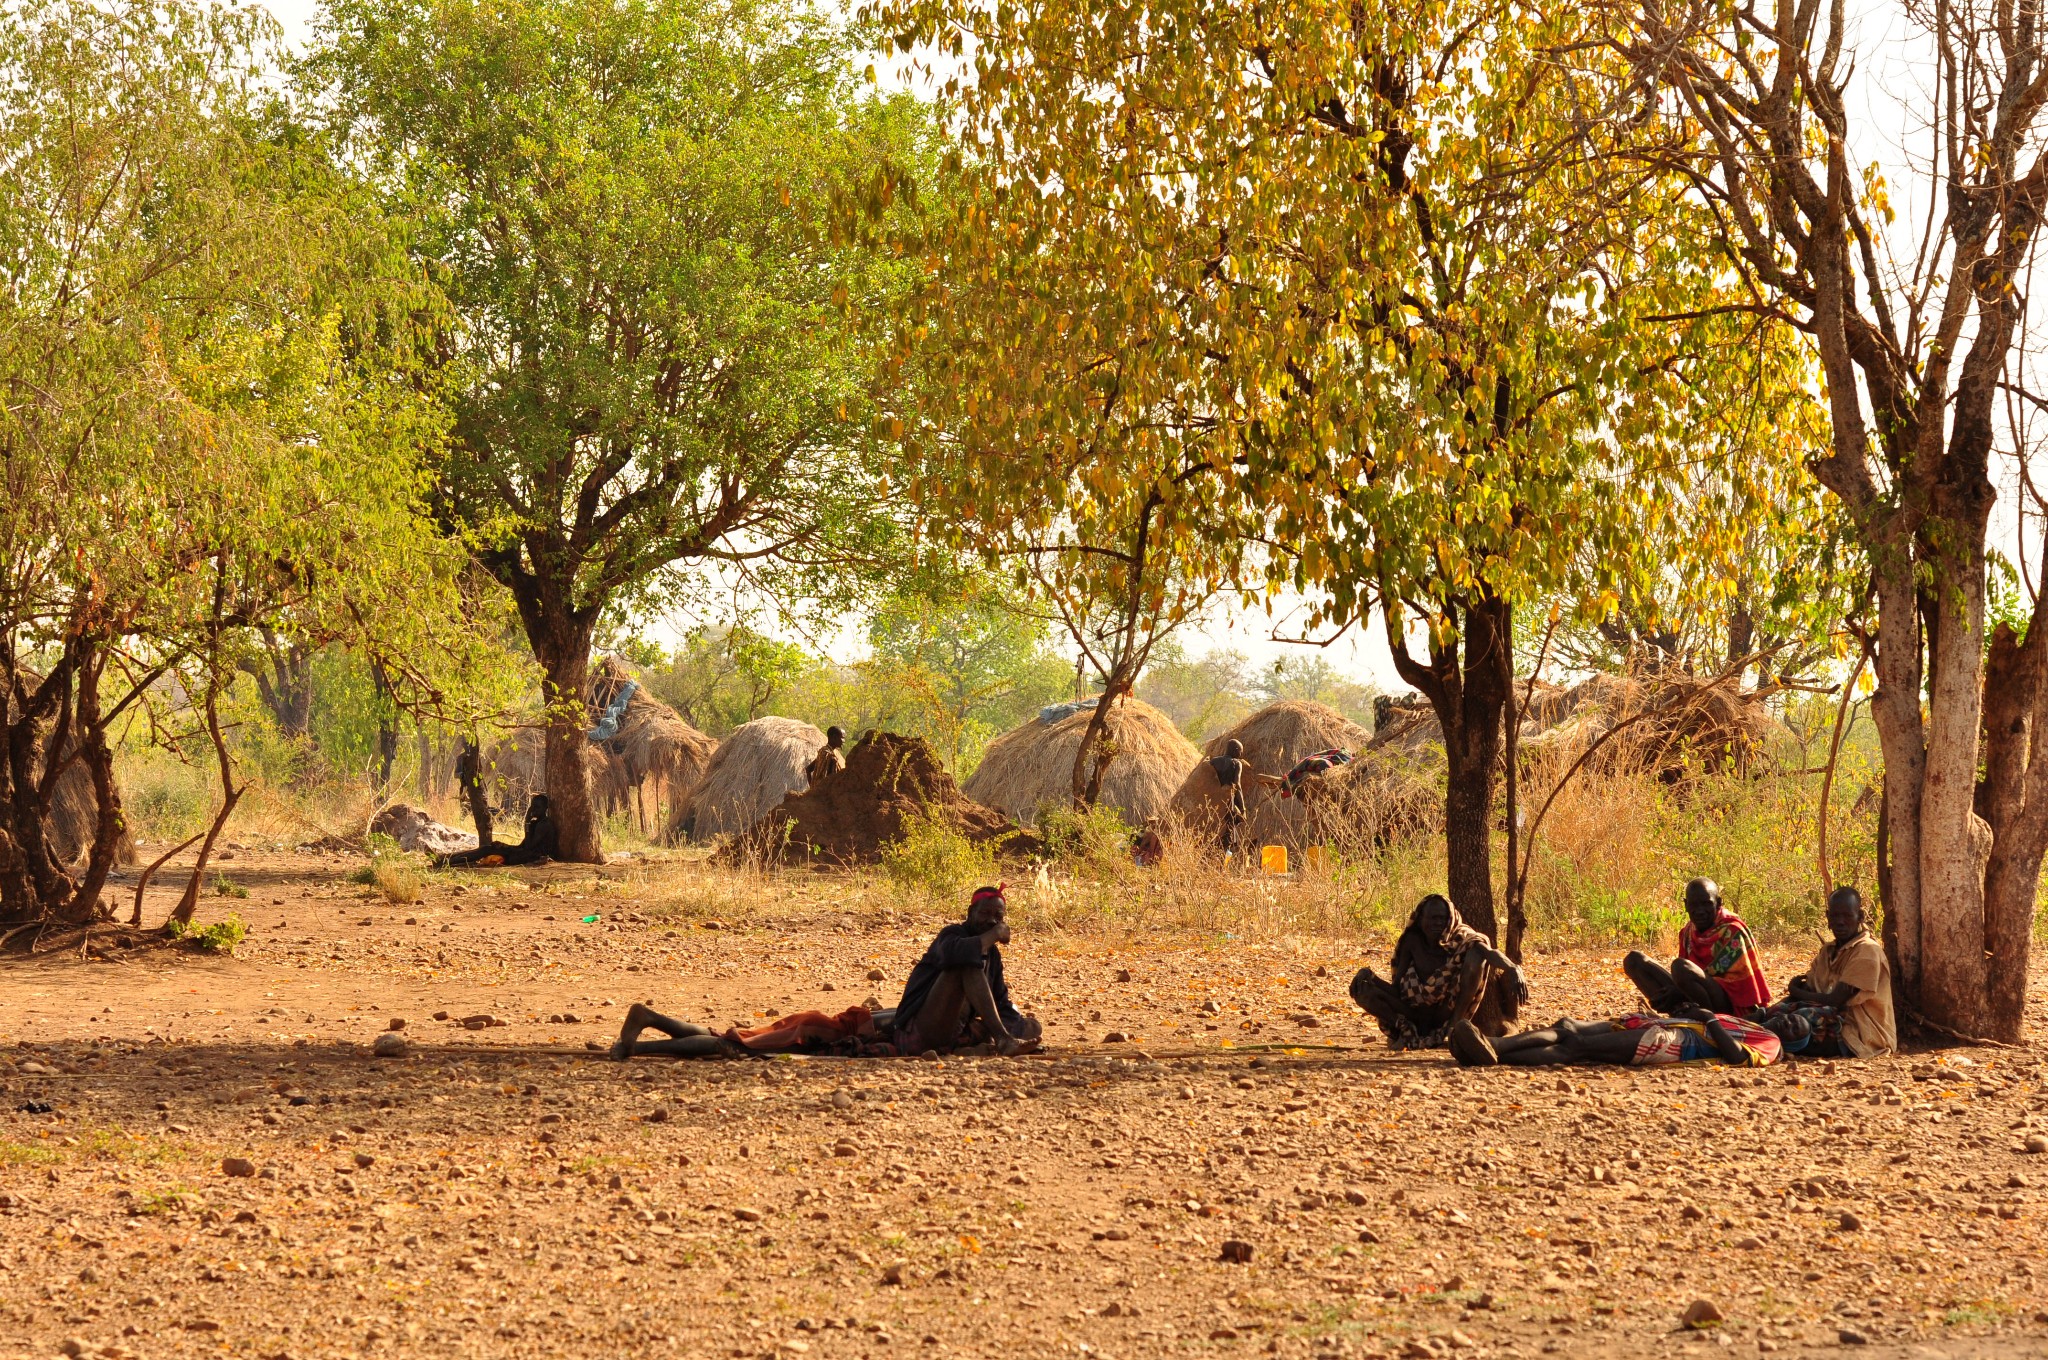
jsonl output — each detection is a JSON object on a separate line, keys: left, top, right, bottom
{"left": 436, "top": 794, "right": 558, "bottom": 868}
{"left": 806, "top": 726, "right": 847, "bottom": 788}
{"left": 895, "top": 884, "right": 1042, "bottom": 1057}
{"left": 1449, "top": 1005, "right": 1802, "bottom": 1068}
{"left": 1763, "top": 885, "right": 1895, "bottom": 1058}
{"left": 1350, "top": 893, "right": 1528, "bottom": 1050}
{"left": 1131, "top": 822, "right": 1165, "bottom": 868}
{"left": 1624, "top": 877, "right": 1771, "bottom": 1014}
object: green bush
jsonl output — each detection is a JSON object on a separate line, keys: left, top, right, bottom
{"left": 212, "top": 872, "right": 248, "bottom": 899}
{"left": 1035, "top": 800, "right": 1132, "bottom": 877}
{"left": 187, "top": 914, "right": 247, "bottom": 954}
{"left": 881, "top": 809, "right": 996, "bottom": 901}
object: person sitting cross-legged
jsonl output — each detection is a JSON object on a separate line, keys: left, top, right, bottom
{"left": 1350, "top": 894, "right": 1527, "bottom": 1050}
{"left": 893, "top": 884, "right": 1042, "bottom": 1057}
{"left": 1760, "top": 885, "right": 1895, "bottom": 1058}
{"left": 1449, "top": 1004, "right": 1802, "bottom": 1069}
{"left": 1623, "top": 877, "right": 1772, "bottom": 1015}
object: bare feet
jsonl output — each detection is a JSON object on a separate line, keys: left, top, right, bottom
{"left": 612, "top": 1002, "right": 655, "bottom": 1060}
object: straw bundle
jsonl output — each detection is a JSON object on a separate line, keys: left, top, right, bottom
{"left": 962, "top": 696, "right": 1200, "bottom": 826}
{"left": 667, "top": 716, "right": 825, "bottom": 844}
{"left": 593, "top": 683, "right": 716, "bottom": 833}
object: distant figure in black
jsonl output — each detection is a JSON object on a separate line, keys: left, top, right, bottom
{"left": 437, "top": 794, "right": 559, "bottom": 868}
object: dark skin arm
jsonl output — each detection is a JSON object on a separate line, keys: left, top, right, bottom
{"left": 1787, "top": 977, "right": 1856, "bottom": 1008}
{"left": 1676, "top": 1004, "right": 1745, "bottom": 1065}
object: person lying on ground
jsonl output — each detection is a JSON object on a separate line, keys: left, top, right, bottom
{"left": 894, "top": 884, "right": 1042, "bottom": 1057}
{"left": 1350, "top": 893, "right": 1528, "bottom": 1050}
{"left": 1448, "top": 1004, "right": 1804, "bottom": 1068}
{"left": 1761, "top": 885, "right": 1895, "bottom": 1058}
{"left": 610, "top": 1004, "right": 887, "bottom": 1060}
{"left": 806, "top": 726, "right": 847, "bottom": 788}
{"left": 436, "top": 794, "right": 559, "bottom": 868}
{"left": 610, "top": 1008, "right": 746, "bottom": 1059}
{"left": 1623, "top": 877, "right": 1772, "bottom": 1014}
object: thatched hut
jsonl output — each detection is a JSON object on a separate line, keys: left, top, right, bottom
{"left": 1519, "top": 673, "right": 1779, "bottom": 776}
{"left": 962, "top": 696, "right": 1199, "bottom": 827}
{"left": 587, "top": 659, "right": 717, "bottom": 833}
{"left": 1170, "top": 700, "right": 1436, "bottom": 849}
{"left": 667, "top": 716, "right": 824, "bottom": 844}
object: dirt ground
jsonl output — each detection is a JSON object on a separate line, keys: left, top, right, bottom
{"left": 5, "top": 850, "right": 2048, "bottom": 1360}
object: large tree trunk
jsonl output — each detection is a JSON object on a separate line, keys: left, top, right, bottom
{"left": 1388, "top": 589, "right": 1512, "bottom": 941}
{"left": 247, "top": 632, "right": 313, "bottom": 741}
{"left": 534, "top": 615, "right": 601, "bottom": 863}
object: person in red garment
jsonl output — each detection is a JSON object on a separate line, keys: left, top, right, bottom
{"left": 1623, "top": 877, "right": 1772, "bottom": 1014}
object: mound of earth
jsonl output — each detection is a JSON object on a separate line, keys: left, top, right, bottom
{"left": 726, "top": 731, "right": 1039, "bottom": 866}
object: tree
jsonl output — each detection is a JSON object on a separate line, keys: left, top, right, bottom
{"left": 310, "top": 0, "right": 925, "bottom": 861}
{"left": 644, "top": 625, "right": 812, "bottom": 735}
{"left": 1612, "top": 0, "right": 2048, "bottom": 1040}
{"left": 876, "top": 0, "right": 1820, "bottom": 942}
{"left": 0, "top": 0, "right": 484, "bottom": 927}
{"left": 863, "top": 572, "right": 1071, "bottom": 771}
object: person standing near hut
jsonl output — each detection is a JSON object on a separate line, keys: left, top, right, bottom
{"left": 806, "top": 726, "right": 847, "bottom": 789}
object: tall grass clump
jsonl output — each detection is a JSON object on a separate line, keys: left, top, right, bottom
{"left": 880, "top": 809, "right": 997, "bottom": 901}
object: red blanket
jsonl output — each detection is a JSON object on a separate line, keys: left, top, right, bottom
{"left": 724, "top": 1006, "right": 875, "bottom": 1053}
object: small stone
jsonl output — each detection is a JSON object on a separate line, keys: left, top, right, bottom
{"left": 831, "top": 1090, "right": 853, "bottom": 1110}
{"left": 1201, "top": 1000, "right": 1221, "bottom": 1015}
{"left": 867, "top": 968, "right": 886, "bottom": 981}
{"left": 21, "top": 1060, "right": 52, "bottom": 1075}
{"left": 432, "top": 1010, "right": 449, "bottom": 1021}
{"left": 353, "top": 1152, "right": 374, "bottom": 1169}
{"left": 1837, "top": 1210, "right": 1862, "bottom": 1232}
{"left": 59, "top": 1340, "right": 85, "bottom": 1358}
{"left": 371, "top": 1033, "right": 409, "bottom": 1058}
{"left": 1680, "top": 1298, "right": 1724, "bottom": 1330}
{"left": 221, "top": 1157, "right": 257, "bottom": 1178}
{"left": 1357, "top": 1228, "right": 1381, "bottom": 1244}
{"left": 1219, "top": 1239, "right": 1254, "bottom": 1263}
{"left": 2025, "top": 1134, "right": 2048, "bottom": 1155}
{"left": 820, "top": 982, "right": 836, "bottom": 992}
{"left": 1115, "top": 968, "right": 1132, "bottom": 982}
{"left": 880, "top": 1261, "right": 906, "bottom": 1285}
{"left": 1733, "top": 1235, "right": 1764, "bottom": 1250}
{"left": 733, "top": 1207, "right": 763, "bottom": 1222}
{"left": 648, "top": 1107, "right": 670, "bottom": 1123}
{"left": 1679, "top": 1203, "right": 1704, "bottom": 1220}
{"left": 459, "top": 1014, "right": 494, "bottom": 1030}
{"left": 1838, "top": 1328, "right": 1869, "bottom": 1346}
{"left": 833, "top": 1142, "right": 858, "bottom": 1157}
{"left": 386, "top": 1018, "right": 406, "bottom": 1032}
{"left": 1102, "top": 1031, "right": 1129, "bottom": 1044}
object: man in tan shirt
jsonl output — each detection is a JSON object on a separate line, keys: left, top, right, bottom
{"left": 1779, "top": 886, "right": 1896, "bottom": 1058}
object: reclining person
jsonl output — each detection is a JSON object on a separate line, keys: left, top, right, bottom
{"left": 1350, "top": 894, "right": 1528, "bottom": 1050}
{"left": 437, "top": 794, "right": 559, "bottom": 868}
{"left": 1624, "top": 877, "right": 1771, "bottom": 1015}
{"left": 1449, "top": 1004, "right": 1802, "bottom": 1068}
{"left": 895, "top": 884, "right": 1042, "bottom": 1057}
{"left": 1762, "top": 885, "right": 1895, "bottom": 1058}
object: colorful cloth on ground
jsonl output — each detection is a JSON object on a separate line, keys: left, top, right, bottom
{"left": 725, "top": 1006, "right": 876, "bottom": 1053}
{"left": 1615, "top": 1011, "right": 1782, "bottom": 1066}
{"left": 1803, "top": 931, "right": 1895, "bottom": 1057}
{"left": 1280, "top": 748, "right": 1353, "bottom": 797}
{"left": 1677, "top": 907, "right": 1773, "bottom": 1010}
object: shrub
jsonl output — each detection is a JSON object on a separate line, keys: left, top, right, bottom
{"left": 370, "top": 859, "right": 422, "bottom": 905}
{"left": 212, "top": 873, "right": 248, "bottom": 899}
{"left": 1035, "top": 801, "right": 1132, "bottom": 877}
{"left": 189, "top": 914, "right": 247, "bottom": 954}
{"left": 880, "top": 810, "right": 995, "bottom": 902}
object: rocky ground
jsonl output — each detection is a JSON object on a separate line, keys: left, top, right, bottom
{"left": 3, "top": 850, "right": 2048, "bottom": 1360}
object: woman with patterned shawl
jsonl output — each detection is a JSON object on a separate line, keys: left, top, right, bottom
{"left": 1623, "top": 877, "right": 1772, "bottom": 1015}
{"left": 1350, "top": 894, "right": 1528, "bottom": 1050}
